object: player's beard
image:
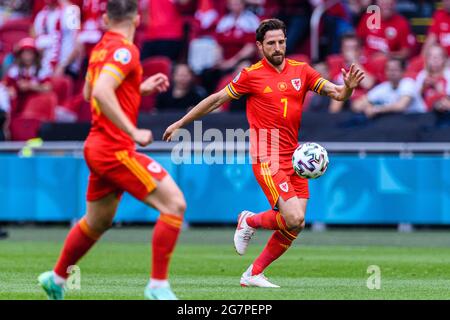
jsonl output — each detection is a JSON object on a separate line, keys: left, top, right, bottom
{"left": 265, "top": 51, "right": 285, "bottom": 66}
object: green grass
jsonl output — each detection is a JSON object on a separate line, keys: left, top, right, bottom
{"left": 1, "top": 226, "right": 450, "bottom": 300}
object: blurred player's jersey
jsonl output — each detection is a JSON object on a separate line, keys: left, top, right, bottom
{"left": 85, "top": 31, "right": 142, "bottom": 151}
{"left": 226, "top": 58, "right": 324, "bottom": 168}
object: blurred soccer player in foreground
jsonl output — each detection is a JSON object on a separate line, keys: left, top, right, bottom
{"left": 38, "top": 0, "right": 186, "bottom": 300}
{"left": 164, "top": 19, "right": 364, "bottom": 287}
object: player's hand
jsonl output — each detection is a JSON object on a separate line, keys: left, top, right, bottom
{"left": 140, "top": 73, "right": 170, "bottom": 96}
{"left": 364, "top": 104, "right": 379, "bottom": 118}
{"left": 342, "top": 64, "right": 365, "bottom": 90}
{"left": 163, "top": 121, "right": 182, "bottom": 142}
{"left": 131, "top": 128, "right": 153, "bottom": 147}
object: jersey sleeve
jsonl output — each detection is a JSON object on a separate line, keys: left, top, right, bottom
{"left": 304, "top": 64, "right": 328, "bottom": 95}
{"left": 225, "top": 68, "right": 251, "bottom": 100}
{"left": 100, "top": 45, "right": 140, "bottom": 85}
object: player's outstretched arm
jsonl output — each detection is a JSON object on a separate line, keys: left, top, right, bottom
{"left": 92, "top": 73, "right": 153, "bottom": 147}
{"left": 163, "top": 88, "right": 232, "bottom": 141}
{"left": 140, "top": 73, "right": 170, "bottom": 96}
{"left": 321, "top": 64, "right": 365, "bottom": 102}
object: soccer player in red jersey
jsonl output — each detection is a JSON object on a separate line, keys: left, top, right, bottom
{"left": 164, "top": 19, "right": 364, "bottom": 287}
{"left": 38, "top": 0, "right": 186, "bottom": 300}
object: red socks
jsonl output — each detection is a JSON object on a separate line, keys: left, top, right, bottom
{"left": 246, "top": 209, "right": 288, "bottom": 230}
{"left": 54, "top": 218, "right": 101, "bottom": 279}
{"left": 252, "top": 229, "right": 298, "bottom": 276}
{"left": 151, "top": 213, "right": 183, "bottom": 280}
{"left": 246, "top": 209, "right": 300, "bottom": 276}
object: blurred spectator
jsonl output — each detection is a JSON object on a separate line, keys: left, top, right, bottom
{"left": 356, "top": 0, "right": 416, "bottom": 60}
{"left": 307, "top": 61, "right": 334, "bottom": 113}
{"left": 329, "top": 33, "right": 376, "bottom": 112}
{"left": 140, "top": 0, "right": 185, "bottom": 61}
{"left": 347, "top": 0, "right": 373, "bottom": 26}
{"left": 0, "top": 82, "right": 10, "bottom": 139}
{"left": 156, "top": 63, "right": 207, "bottom": 112}
{"left": 416, "top": 44, "right": 450, "bottom": 113}
{"left": 273, "top": 0, "right": 312, "bottom": 55}
{"left": 423, "top": 0, "right": 450, "bottom": 56}
{"left": 199, "top": 0, "right": 259, "bottom": 93}
{"left": 4, "top": 38, "right": 56, "bottom": 124}
{"left": 33, "top": 0, "right": 81, "bottom": 79}
{"left": 77, "top": 0, "right": 107, "bottom": 54}
{"left": 215, "top": 0, "right": 259, "bottom": 71}
{"left": 322, "top": 2, "right": 355, "bottom": 55}
{"left": 188, "top": 0, "right": 221, "bottom": 75}
{"left": 352, "top": 57, "right": 425, "bottom": 117}
{"left": 0, "top": 0, "right": 30, "bottom": 26}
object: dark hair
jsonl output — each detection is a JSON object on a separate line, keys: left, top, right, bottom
{"left": 256, "top": 19, "right": 287, "bottom": 43}
{"left": 387, "top": 57, "right": 406, "bottom": 70}
{"left": 340, "top": 32, "right": 361, "bottom": 46}
{"left": 107, "top": 0, "right": 138, "bottom": 22}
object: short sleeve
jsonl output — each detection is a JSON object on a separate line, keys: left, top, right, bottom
{"left": 225, "top": 68, "right": 251, "bottom": 99}
{"left": 367, "top": 83, "right": 387, "bottom": 104}
{"left": 304, "top": 64, "right": 328, "bottom": 95}
{"left": 398, "top": 78, "right": 416, "bottom": 97}
{"left": 100, "top": 45, "right": 140, "bottom": 85}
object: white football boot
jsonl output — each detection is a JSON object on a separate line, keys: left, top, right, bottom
{"left": 240, "top": 265, "right": 280, "bottom": 288}
{"left": 234, "top": 211, "right": 256, "bottom": 255}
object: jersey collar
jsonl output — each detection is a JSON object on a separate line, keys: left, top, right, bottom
{"left": 262, "top": 57, "right": 289, "bottom": 74}
{"left": 104, "top": 30, "right": 127, "bottom": 41}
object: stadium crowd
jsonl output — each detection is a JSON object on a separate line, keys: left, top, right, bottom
{"left": 0, "top": 0, "right": 449, "bottom": 141}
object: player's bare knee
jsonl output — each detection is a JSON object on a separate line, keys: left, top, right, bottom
{"left": 284, "top": 212, "right": 305, "bottom": 230}
{"left": 162, "top": 195, "right": 186, "bottom": 217}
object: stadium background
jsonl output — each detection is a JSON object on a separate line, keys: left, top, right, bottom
{"left": 0, "top": 0, "right": 449, "bottom": 226}
{"left": 1, "top": 0, "right": 450, "bottom": 301}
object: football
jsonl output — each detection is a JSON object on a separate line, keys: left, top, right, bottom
{"left": 292, "top": 142, "right": 329, "bottom": 179}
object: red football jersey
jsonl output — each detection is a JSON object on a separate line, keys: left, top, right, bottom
{"left": 428, "top": 9, "right": 450, "bottom": 55}
{"left": 357, "top": 13, "right": 416, "bottom": 56}
{"left": 85, "top": 31, "right": 142, "bottom": 151}
{"left": 226, "top": 58, "right": 324, "bottom": 167}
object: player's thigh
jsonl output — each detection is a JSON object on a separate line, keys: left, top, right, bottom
{"left": 111, "top": 150, "right": 186, "bottom": 216}
{"left": 143, "top": 174, "right": 186, "bottom": 217}
{"left": 85, "top": 192, "right": 121, "bottom": 233}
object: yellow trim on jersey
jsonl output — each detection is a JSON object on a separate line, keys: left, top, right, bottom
{"left": 317, "top": 79, "right": 328, "bottom": 94}
{"left": 261, "top": 163, "right": 279, "bottom": 204}
{"left": 312, "top": 78, "right": 322, "bottom": 91}
{"left": 104, "top": 63, "right": 126, "bottom": 79}
{"left": 115, "top": 151, "right": 157, "bottom": 192}
{"left": 225, "top": 85, "right": 239, "bottom": 100}
{"left": 287, "top": 59, "right": 305, "bottom": 66}
{"left": 245, "top": 61, "right": 263, "bottom": 72}
{"left": 313, "top": 78, "right": 329, "bottom": 94}
{"left": 226, "top": 83, "right": 241, "bottom": 99}
{"left": 102, "top": 69, "right": 123, "bottom": 84}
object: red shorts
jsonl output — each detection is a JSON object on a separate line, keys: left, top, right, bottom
{"left": 253, "top": 161, "right": 309, "bottom": 208}
{"left": 84, "top": 147, "right": 168, "bottom": 202}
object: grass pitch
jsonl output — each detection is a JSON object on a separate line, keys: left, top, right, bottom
{"left": 1, "top": 226, "right": 450, "bottom": 300}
